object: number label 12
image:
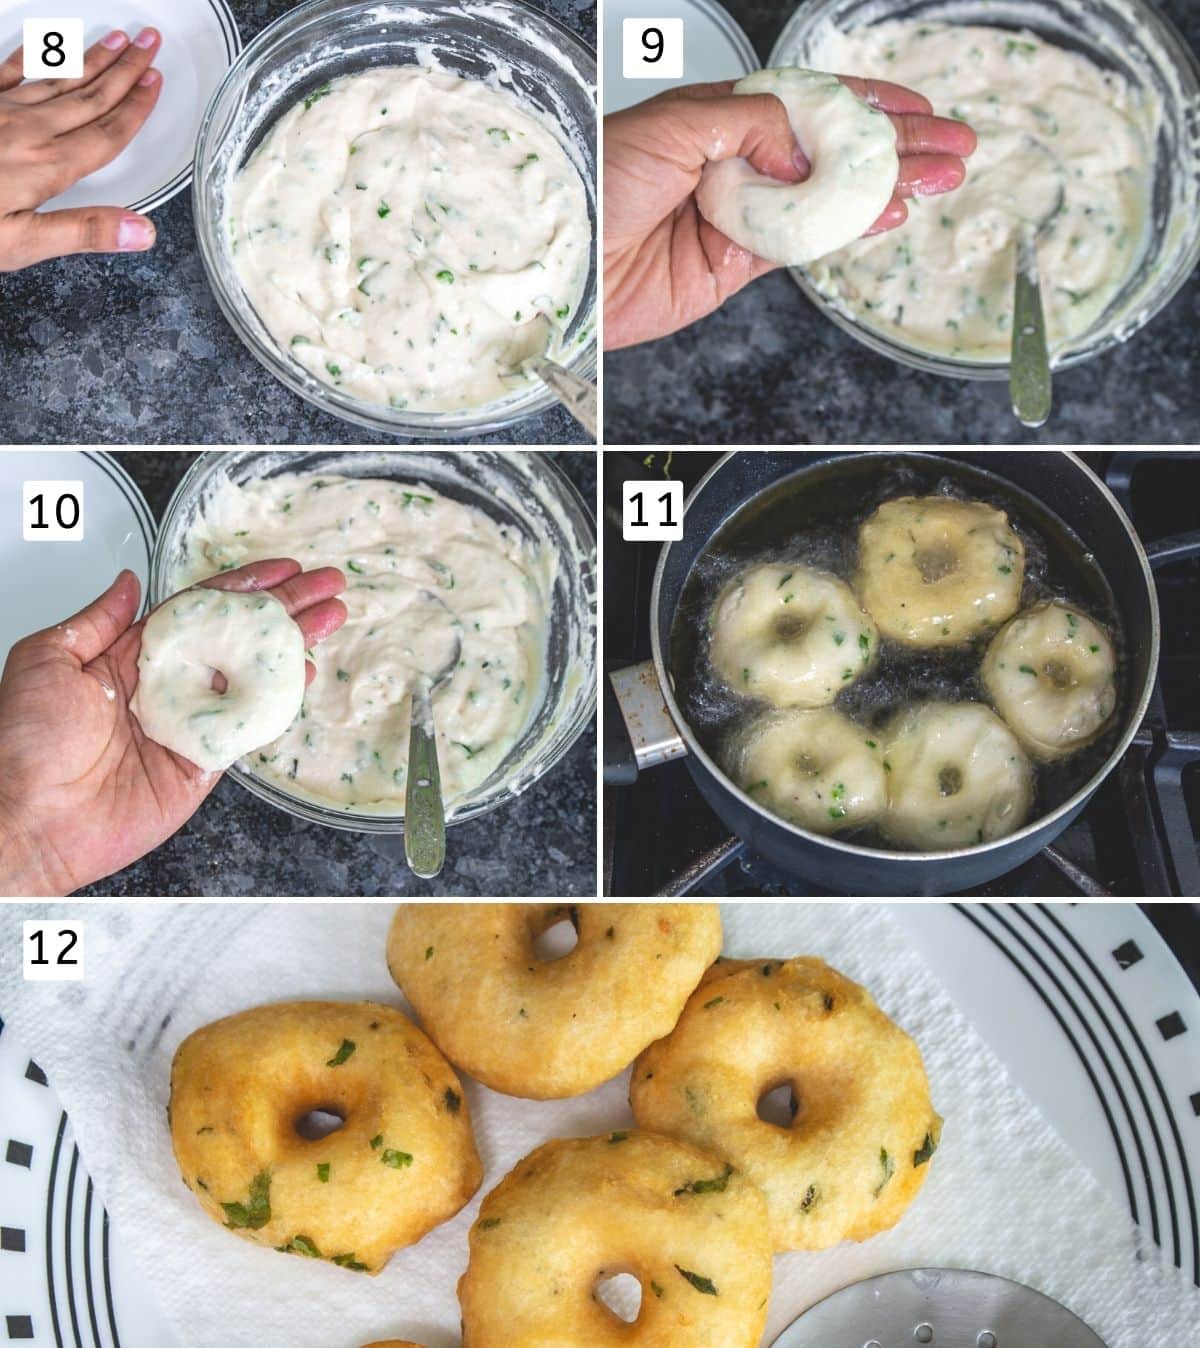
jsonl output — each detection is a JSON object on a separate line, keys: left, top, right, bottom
{"left": 23, "top": 920, "right": 86, "bottom": 981}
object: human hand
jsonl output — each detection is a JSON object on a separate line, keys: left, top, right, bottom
{"left": 0, "top": 562, "right": 347, "bottom": 897}
{"left": 604, "top": 78, "right": 977, "bottom": 350}
{"left": 0, "top": 27, "right": 164, "bottom": 272}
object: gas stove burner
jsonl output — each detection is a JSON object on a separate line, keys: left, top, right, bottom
{"left": 771, "top": 1268, "right": 1108, "bottom": 1347}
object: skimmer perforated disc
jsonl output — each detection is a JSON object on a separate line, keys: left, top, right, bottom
{"left": 771, "top": 1268, "right": 1109, "bottom": 1348}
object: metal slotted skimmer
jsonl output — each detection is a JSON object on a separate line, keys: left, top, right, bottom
{"left": 771, "top": 1268, "right": 1110, "bottom": 1347}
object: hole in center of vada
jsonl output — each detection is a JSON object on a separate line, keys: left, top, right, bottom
{"left": 532, "top": 908, "right": 579, "bottom": 963}
{"left": 773, "top": 612, "right": 810, "bottom": 642}
{"left": 915, "top": 545, "right": 958, "bottom": 584}
{"left": 210, "top": 669, "right": 229, "bottom": 694}
{"left": 295, "top": 1107, "right": 346, "bottom": 1141}
{"left": 757, "top": 1081, "right": 799, "bottom": 1129}
{"left": 1043, "top": 659, "right": 1074, "bottom": 690}
{"left": 938, "top": 765, "right": 963, "bottom": 797}
{"left": 594, "top": 1271, "right": 643, "bottom": 1323}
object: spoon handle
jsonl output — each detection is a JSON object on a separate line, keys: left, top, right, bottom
{"left": 404, "top": 682, "right": 446, "bottom": 880}
{"left": 1010, "top": 226, "right": 1052, "bottom": 429}
{"left": 531, "top": 357, "right": 597, "bottom": 437}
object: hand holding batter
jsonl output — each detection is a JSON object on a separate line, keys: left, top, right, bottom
{"left": 604, "top": 78, "right": 977, "bottom": 350}
{"left": 0, "top": 28, "right": 163, "bottom": 272}
{"left": 0, "top": 563, "right": 347, "bottom": 897}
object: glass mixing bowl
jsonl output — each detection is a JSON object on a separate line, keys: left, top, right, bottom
{"left": 193, "top": 0, "right": 597, "bottom": 437}
{"left": 772, "top": 0, "right": 1200, "bottom": 379}
{"left": 150, "top": 450, "right": 597, "bottom": 834}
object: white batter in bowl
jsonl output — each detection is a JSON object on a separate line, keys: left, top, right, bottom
{"left": 773, "top": 0, "right": 1200, "bottom": 378}
{"left": 194, "top": 0, "right": 597, "bottom": 437}
{"left": 151, "top": 451, "right": 596, "bottom": 832}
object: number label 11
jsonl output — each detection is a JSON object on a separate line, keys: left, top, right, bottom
{"left": 23, "top": 921, "right": 86, "bottom": 981}
{"left": 23, "top": 20, "right": 85, "bottom": 80}
{"left": 623, "top": 480, "right": 684, "bottom": 541}
{"left": 623, "top": 19, "right": 684, "bottom": 80}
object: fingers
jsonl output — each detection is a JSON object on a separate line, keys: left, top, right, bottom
{"left": 46, "top": 568, "right": 142, "bottom": 666}
{"left": 895, "top": 153, "right": 967, "bottom": 198}
{"left": 200, "top": 561, "right": 347, "bottom": 619}
{"left": 2, "top": 29, "right": 133, "bottom": 104}
{"left": 294, "top": 597, "right": 349, "bottom": 649}
{"left": 37, "top": 29, "right": 162, "bottom": 134}
{"left": 891, "top": 112, "right": 977, "bottom": 159}
{"left": 51, "top": 68, "right": 163, "bottom": 180}
{"left": 198, "top": 559, "right": 303, "bottom": 594}
{"left": 839, "top": 75, "right": 932, "bottom": 117}
{"left": 15, "top": 207, "right": 155, "bottom": 267}
{"left": 261, "top": 568, "right": 348, "bottom": 619}
{"left": 0, "top": 44, "right": 24, "bottom": 92}
{"left": 864, "top": 197, "right": 909, "bottom": 236}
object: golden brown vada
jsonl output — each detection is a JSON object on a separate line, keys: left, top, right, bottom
{"left": 458, "top": 1132, "right": 772, "bottom": 1347}
{"left": 170, "top": 1001, "right": 482, "bottom": 1273}
{"left": 630, "top": 957, "right": 941, "bottom": 1251}
{"left": 386, "top": 904, "right": 723, "bottom": 1099}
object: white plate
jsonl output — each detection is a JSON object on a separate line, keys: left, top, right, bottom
{"left": 0, "top": 903, "right": 1195, "bottom": 1344}
{"left": 603, "top": 0, "right": 757, "bottom": 114}
{"left": 0, "top": 450, "right": 156, "bottom": 667}
{"left": 1, "top": 2, "right": 241, "bottom": 214}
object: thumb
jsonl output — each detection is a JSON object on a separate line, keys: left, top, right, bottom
{"left": 17, "top": 208, "right": 155, "bottom": 267}
{"left": 42, "top": 569, "right": 142, "bottom": 666}
{"left": 629, "top": 90, "right": 806, "bottom": 184}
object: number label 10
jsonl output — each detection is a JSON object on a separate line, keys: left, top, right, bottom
{"left": 623, "top": 480, "right": 684, "bottom": 541}
{"left": 23, "top": 20, "right": 85, "bottom": 80}
{"left": 623, "top": 19, "right": 684, "bottom": 80}
{"left": 23, "top": 921, "right": 86, "bottom": 982}
{"left": 23, "top": 481, "right": 84, "bottom": 541}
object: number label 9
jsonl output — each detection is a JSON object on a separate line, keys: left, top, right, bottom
{"left": 623, "top": 479, "right": 684, "bottom": 542}
{"left": 23, "top": 920, "right": 86, "bottom": 982}
{"left": 23, "top": 480, "right": 84, "bottom": 541}
{"left": 623, "top": 19, "right": 684, "bottom": 81}
{"left": 22, "top": 19, "right": 85, "bottom": 81}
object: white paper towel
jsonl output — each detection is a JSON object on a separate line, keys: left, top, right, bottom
{"left": 0, "top": 901, "right": 1196, "bottom": 1348}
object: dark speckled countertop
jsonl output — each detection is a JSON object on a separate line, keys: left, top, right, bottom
{"left": 0, "top": 1, "right": 595, "bottom": 446}
{"left": 604, "top": 0, "right": 1200, "bottom": 446}
{"left": 76, "top": 448, "right": 597, "bottom": 897}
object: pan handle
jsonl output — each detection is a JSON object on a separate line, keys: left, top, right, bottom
{"left": 605, "top": 661, "right": 688, "bottom": 783}
{"left": 1143, "top": 531, "right": 1200, "bottom": 570}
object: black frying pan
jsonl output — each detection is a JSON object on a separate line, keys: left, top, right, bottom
{"left": 620, "top": 450, "right": 1184, "bottom": 895}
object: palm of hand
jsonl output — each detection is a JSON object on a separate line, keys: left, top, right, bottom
{"left": 0, "top": 627, "right": 213, "bottom": 895}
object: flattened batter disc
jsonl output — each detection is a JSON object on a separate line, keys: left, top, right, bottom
{"left": 772, "top": 1267, "right": 1108, "bottom": 1347}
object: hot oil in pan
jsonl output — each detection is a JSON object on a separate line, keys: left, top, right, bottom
{"left": 669, "top": 454, "right": 1125, "bottom": 849}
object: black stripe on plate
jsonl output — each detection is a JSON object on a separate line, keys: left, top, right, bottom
{"left": 44, "top": 1113, "right": 66, "bottom": 1348}
{"left": 989, "top": 905, "right": 1166, "bottom": 1251}
{"left": 82, "top": 1180, "right": 104, "bottom": 1348}
{"left": 101, "top": 1212, "right": 121, "bottom": 1348}
{"left": 954, "top": 905, "right": 1147, "bottom": 1233}
{"left": 1008, "top": 911, "right": 1170, "bottom": 1267}
{"left": 1041, "top": 908, "right": 1200, "bottom": 1284}
{"left": 64, "top": 1146, "right": 82, "bottom": 1348}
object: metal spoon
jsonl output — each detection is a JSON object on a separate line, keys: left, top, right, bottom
{"left": 1010, "top": 183, "right": 1065, "bottom": 430}
{"left": 530, "top": 355, "right": 597, "bottom": 438}
{"left": 772, "top": 1267, "right": 1109, "bottom": 1346}
{"left": 404, "top": 599, "right": 462, "bottom": 881}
